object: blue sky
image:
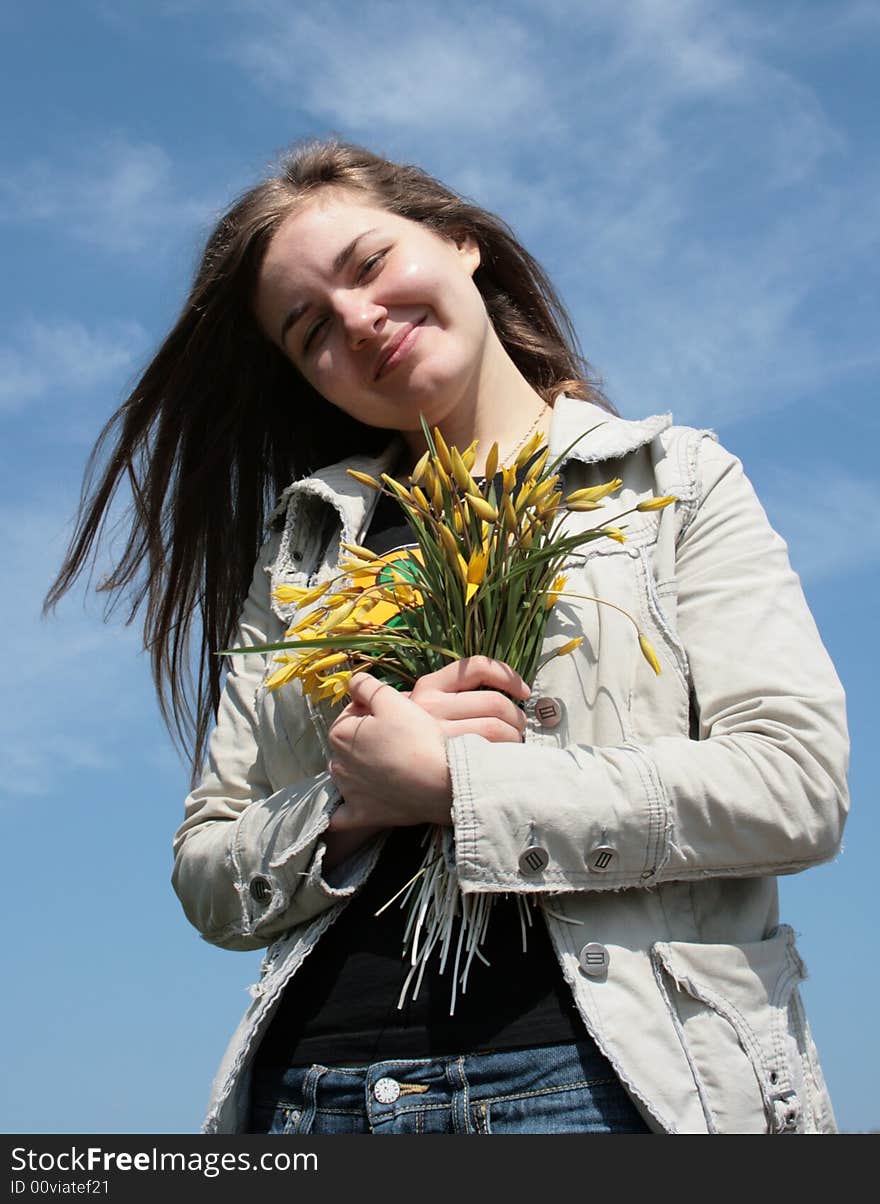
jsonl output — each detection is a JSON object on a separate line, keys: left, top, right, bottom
{"left": 1, "top": 0, "right": 877, "bottom": 1133}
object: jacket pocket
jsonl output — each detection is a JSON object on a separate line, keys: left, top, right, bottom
{"left": 651, "top": 925, "right": 809, "bottom": 1134}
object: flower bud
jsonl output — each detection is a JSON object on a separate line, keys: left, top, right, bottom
{"left": 451, "top": 447, "right": 474, "bottom": 492}
{"left": 346, "top": 469, "right": 382, "bottom": 490}
{"left": 433, "top": 428, "right": 453, "bottom": 473}
{"left": 564, "top": 478, "right": 622, "bottom": 505}
{"left": 340, "top": 541, "right": 379, "bottom": 561}
{"left": 438, "top": 523, "right": 460, "bottom": 562}
{"left": 466, "top": 492, "right": 498, "bottom": 522}
{"left": 636, "top": 495, "right": 677, "bottom": 512}
{"left": 638, "top": 633, "right": 661, "bottom": 675}
{"left": 410, "top": 450, "right": 431, "bottom": 485}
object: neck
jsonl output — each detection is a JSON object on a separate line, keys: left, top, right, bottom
{"left": 399, "top": 340, "right": 553, "bottom": 477}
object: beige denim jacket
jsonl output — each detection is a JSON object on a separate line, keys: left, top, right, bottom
{"left": 172, "top": 395, "right": 849, "bottom": 1134}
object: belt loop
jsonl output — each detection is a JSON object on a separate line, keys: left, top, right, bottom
{"left": 299, "top": 1065, "right": 327, "bottom": 1134}
{"left": 448, "top": 1055, "right": 473, "bottom": 1134}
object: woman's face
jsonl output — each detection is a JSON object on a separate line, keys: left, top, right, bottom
{"left": 254, "top": 189, "right": 490, "bottom": 433}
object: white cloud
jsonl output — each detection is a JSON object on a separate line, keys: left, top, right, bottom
{"left": 0, "top": 318, "right": 147, "bottom": 414}
{"left": 231, "top": 2, "right": 547, "bottom": 134}
{"left": 0, "top": 137, "right": 208, "bottom": 254}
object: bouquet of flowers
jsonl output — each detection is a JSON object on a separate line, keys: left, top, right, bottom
{"left": 228, "top": 419, "right": 673, "bottom": 1011}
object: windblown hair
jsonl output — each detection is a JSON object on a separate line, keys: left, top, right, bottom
{"left": 44, "top": 137, "right": 614, "bottom": 782}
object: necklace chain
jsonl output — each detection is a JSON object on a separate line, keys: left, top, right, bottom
{"left": 506, "top": 401, "right": 550, "bottom": 464}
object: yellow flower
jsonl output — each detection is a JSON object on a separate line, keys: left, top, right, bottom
{"left": 465, "top": 492, "right": 498, "bottom": 522}
{"left": 513, "top": 479, "right": 533, "bottom": 514}
{"left": 546, "top": 573, "right": 568, "bottom": 609}
{"left": 564, "top": 479, "right": 623, "bottom": 505}
{"left": 340, "top": 556, "right": 382, "bottom": 575}
{"left": 565, "top": 498, "right": 604, "bottom": 512}
{"left": 322, "top": 599, "right": 359, "bottom": 630}
{"left": 451, "top": 447, "right": 477, "bottom": 493}
{"left": 433, "top": 427, "right": 453, "bottom": 473}
{"left": 265, "top": 657, "right": 304, "bottom": 691}
{"left": 502, "top": 494, "right": 518, "bottom": 529}
{"left": 484, "top": 442, "right": 499, "bottom": 482}
{"left": 433, "top": 459, "right": 451, "bottom": 489}
{"left": 536, "top": 489, "right": 563, "bottom": 519}
{"left": 273, "top": 580, "right": 330, "bottom": 608}
{"left": 285, "top": 612, "right": 323, "bottom": 636}
{"left": 272, "top": 584, "right": 309, "bottom": 604}
{"left": 554, "top": 636, "right": 584, "bottom": 658}
{"left": 514, "top": 430, "right": 544, "bottom": 469}
{"left": 315, "top": 672, "right": 353, "bottom": 703}
{"left": 528, "top": 477, "right": 557, "bottom": 509}
{"left": 501, "top": 465, "right": 517, "bottom": 495}
{"left": 330, "top": 619, "right": 364, "bottom": 634}
{"left": 340, "top": 541, "right": 379, "bottom": 561}
{"left": 346, "top": 469, "right": 382, "bottom": 490}
{"left": 466, "top": 547, "right": 490, "bottom": 585}
{"left": 410, "top": 449, "right": 431, "bottom": 485}
{"left": 410, "top": 485, "right": 430, "bottom": 512}
{"left": 393, "top": 583, "right": 422, "bottom": 607}
{"left": 636, "top": 495, "right": 677, "bottom": 512}
{"left": 420, "top": 459, "right": 437, "bottom": 497}
{"left": 438, "top": 523, "right": 460, "bottom": 563}
{"left": 461, "top": 439, "right": 478, "bottom": 472}
{"left": 638, "top": 633, "right": 661, "bottom": 675}
{"left": 307, "top": 651, "right": 349, "bottom": 675}
{"left": 380, "top": 473, "right": 413, "bottom": 501}
{"left": 602, "top": 526, "right": 627, "bottom": 544}
{"left": 529, "top": 447, "right": 550, "bottom": 478}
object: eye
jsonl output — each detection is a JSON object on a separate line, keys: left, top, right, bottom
{"left": 303, "top": 316, "right": 328, "bottom": 354}
{"left": 357, "top": 250, "right": 387, "bottom": 281}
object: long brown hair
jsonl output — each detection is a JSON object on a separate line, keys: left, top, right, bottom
{"left": 44, "top": 137, "right": 614, "bottom": 783}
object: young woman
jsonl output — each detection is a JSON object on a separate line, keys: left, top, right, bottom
{"left": 47, "top": 138, "right": 849, "bottom": 1135}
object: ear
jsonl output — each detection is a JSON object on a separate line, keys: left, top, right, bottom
{"left": 453, "top": 230, "right": 481, "bottom": 277}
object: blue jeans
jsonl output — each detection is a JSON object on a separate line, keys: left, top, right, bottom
{"left": 249, "top": 1040, "right": 650, "bottom": 1134}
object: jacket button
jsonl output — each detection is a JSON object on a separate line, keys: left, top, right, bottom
{"left": 587, "top": 844, "right": 618, "bottom": 873}
{"left": 249, "top": 875, "right": 273, "bottom": 904}
{"left": 534, "top": 697, "right": 563, "bottom": 728}
{"left": 578, "top": 942, "right": 609, "bottom": 977}
{"left": 518, "top": 846, "right": 550, "bottom": 875}
{"left": 373, "top": 1077, "right": 401, "bottom": 1103}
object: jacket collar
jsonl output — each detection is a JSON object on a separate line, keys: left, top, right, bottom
{"left": 271, "top": 396, "right": 672, "bottom": 535}
{"left": 548, "top": 394, "right": 672, "bottom": 465}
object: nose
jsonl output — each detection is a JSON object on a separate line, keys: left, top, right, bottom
{"left": 337, "top": 292, "right": 387, "bottom": 348}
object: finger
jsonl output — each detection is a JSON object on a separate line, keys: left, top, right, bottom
{"left": 327, "top": 710, "right": 369, "bottom": 750}
{"left": 443, "top": 717, "right": 526, "bottom": 744}
{"left": 422, "top": 690, "right": 527, "bottom": 732}
{"left": 347, "top": 672, "right": 403, "bottom": 714}
{"left": 417, "top": 656, "right": 530, "bottom": 700}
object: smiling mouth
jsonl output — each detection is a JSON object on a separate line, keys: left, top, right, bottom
{"left": 375, "top": 318, "right": 425, "bottom": 380}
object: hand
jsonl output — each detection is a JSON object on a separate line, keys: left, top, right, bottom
{"left": 325, "top": 659, "right": 530, "bottom": 836}
{"left": 326, "top": 671, "right": 454, "bottom": 834}
{"left": 406, "top": 656, "right": 530, "bottom": 743}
